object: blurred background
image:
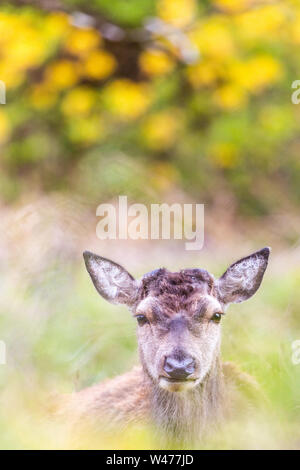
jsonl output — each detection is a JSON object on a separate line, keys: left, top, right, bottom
{"left": 0, "top": 0, "right": 300, "bottom": 449}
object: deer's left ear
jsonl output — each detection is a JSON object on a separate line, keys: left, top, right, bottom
{"left": 216, "top": 247, "right": 270, "bottom": 305}
{"left": 83, "top": 251, "right": 139, "bottom": 306}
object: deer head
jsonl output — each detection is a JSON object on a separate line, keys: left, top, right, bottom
{"left": 83, "top": 248, "right": 270, "bottom": 393}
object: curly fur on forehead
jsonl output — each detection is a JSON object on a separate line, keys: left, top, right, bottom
{"left": 139, "top": 268, "right": 214, "bottom": 302}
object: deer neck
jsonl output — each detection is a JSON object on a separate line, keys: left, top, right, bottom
{"left": 144, "top": 355, "right": 224, "bottom": 447}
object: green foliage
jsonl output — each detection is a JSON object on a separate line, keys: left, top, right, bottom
{"left": 0, "top": 1, "right": 299, "bottom": 215}
{"left": 64, "top": 0, "right": 157, "bottom": 26}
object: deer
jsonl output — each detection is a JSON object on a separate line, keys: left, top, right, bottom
{"left": 64, "top": 247, "right": 270, "bottom": 448}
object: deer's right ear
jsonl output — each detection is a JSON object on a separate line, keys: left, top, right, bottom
{"left": 83, "top": 251, "right": 139, "bottom": 306}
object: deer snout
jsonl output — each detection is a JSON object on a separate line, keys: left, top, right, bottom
{"left": 163, "top": 354, "right": 196, "bottom": 381}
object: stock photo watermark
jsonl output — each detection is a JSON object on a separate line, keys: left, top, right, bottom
{"left": 96, "top": 196, "right": 204, "bottom": 250}
{"left": 0, "top": 81, "right": 6, "bottom": 104}
{"left": 291, "top": 340, "right": 300, "bottom": 365}
{"left": 0, "top": 341, "right": 6, "bottom": 365}
{"left": 291, "top": 80, "right": 300, "bottom": 104}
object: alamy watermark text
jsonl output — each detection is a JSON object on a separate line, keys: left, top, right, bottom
{"left": 96, "top": 196, "right": 204, "bottom": 251}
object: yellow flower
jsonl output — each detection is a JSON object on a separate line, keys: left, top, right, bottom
{"left": 103, "top": 79, "right": 151, "bottom": 120}
{"left": 0, "top": 12, "right": 22, "bottom": 45}
{"left": 210, "top": 142, "right": 239, "bottom": 168}
{"left": 237, "top": 5, "right": 287, "bottom": 40}
{"left": 213, "top": 0, "right": 253, "bottom": 14}
{"left": 139, "top": 49, "right": 175, "bottom": 77}
{"left": 291, "top": 13, "right": 300, "bottom": 44}
{"left": 45, "top": 60, "right": 79, "bottom": 90}
{"left": 0, "top": 111, "right": 10, "bottom": 144}
{"left": 67, "top": 115, "right": 104, "bottom": 144}
{"left": 157, "top": 0, "right": 197, "bottom": 28}
{"left": 64, "top": 28, "right": 101, "bottom": 56}
{"left": 190, "top": 18, "right": 235, "bottom": 58}
{"left": 44, "top": 12, "right": 70, "bottom": 40}
{"left": 5, "top": 27, "right": 46, "bottom": 69}
{"left": 83, "top": 50, "right": 117, "bottom": 80}
{"left": 61, "top": 87, "right": 96, "bottom": 116}
{"left": 230, "top": 55, "right": 283, "bottom": 93}
{"left": 0, "top": 62, "right": 24, "bottom": 89}
{"left": 142, "top": 111, "right": 179, "bottom": 150}
{"left": 28, "top": 84, "right": 57, "bottom": 110}
{"left": 214, "top": 84, "right": 247, "bottom": 110}
{"left": 186, "top": 61, "right": 220, "bottom": 88}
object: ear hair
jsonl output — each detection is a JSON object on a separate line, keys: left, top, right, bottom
{"left": 216, "top": 247, "right": 270, "bottom": 305}
{"left": 83, "top": 251, "right": 139, "bottom": 306}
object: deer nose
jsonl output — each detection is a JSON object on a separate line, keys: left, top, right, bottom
{"left": 163, "top": 355, "right": 196, "bottom": 380}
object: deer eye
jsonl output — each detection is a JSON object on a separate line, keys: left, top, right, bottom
{"left": 135, "top": 314, "right": 148, "bottom": 326}
{"left": 211, "top": 312, "right": 222, "bottom": 323}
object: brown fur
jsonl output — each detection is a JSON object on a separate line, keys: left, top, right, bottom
{"left": 137, "top": 268, "right": 215, "bottom": 319}
{"left": 63, "top": 361, "right": 260, "bottom": 448}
